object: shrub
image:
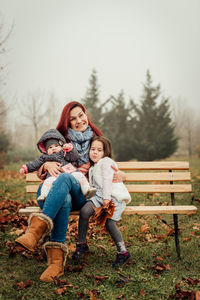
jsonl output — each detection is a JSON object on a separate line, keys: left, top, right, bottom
{"left": 6, "top": 148, "right": 37, "bottom": 164}
{"left": 195, "top": 144, "right": 200, "bottom": 158}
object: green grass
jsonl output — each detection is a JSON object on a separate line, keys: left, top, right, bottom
{"left": 0, "top": 158, "right": 200, "bottom": 299}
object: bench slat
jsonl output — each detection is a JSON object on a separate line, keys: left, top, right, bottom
{"left": 125, "top": 172, "right": 191, "bottom": 182}
{"left": 18, "top": 205, "right": 197, "bottom": 217}
{"left": 18, "top": 207, "right": 79, "bottom": 216}
{"left": 126, "top": 184, "right": 192, "bottom": 193}
{"left": 117, "top": 161, "right": 189, "bottom": 170}
{"left": 26, "top": 162, "right": 190, "bottom": 182}
{"left": 26, "top": 173, "right": 41, "bottom": 182}
{"left": 26, "top": 184, "right": 192, "bottom": 194}
{"left": 123, "top": 205, "right": 197, "bottom": 215}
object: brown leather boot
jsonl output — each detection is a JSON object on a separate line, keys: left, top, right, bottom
{"left": 40, "top": 242, "right": 68, "bottom": 282}
{"left": 15, "top": 213, "right": 53, "bottom": 252}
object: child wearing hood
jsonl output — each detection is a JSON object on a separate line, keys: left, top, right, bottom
{"left": 20, "top": 129, "right": 96, "bottom": 200}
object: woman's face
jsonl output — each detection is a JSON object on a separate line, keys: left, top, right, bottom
{"left": 69, "top": 106, "right": 89, "bottom": 132}
{"left": 89, "top": 140, "right": 104, "bottom": 163}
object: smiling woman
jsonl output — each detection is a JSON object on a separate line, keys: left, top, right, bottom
{"left": 15, "top": 101, "right": 126, "bottom": 282}
{"left": 56, "top": 102, "right": 103, "bottom": 170}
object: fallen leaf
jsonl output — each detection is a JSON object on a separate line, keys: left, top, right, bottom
{"left": 139, "top": 288, "right": 146, "bottom": 295}
{"left": 52, "top": 276, "right": 71, "bottom": 287}
{"left": 156, "top": 256, "right": 163, "bottom": 261}
{"left": 54, "top": 287, "right": 66, "bottom": 295}
{"left": 117, "top": 294, "right": 126, "bottom": 299}
{"left": 85, "top": 273, "right": 94, "bottom": 279}
{"left": 140, "top": 223, "right": 150, "bottom": 233}
{"left": 150, "top": 263, "right": 171, "bottom": 273}
{"left": 167, "top": 228, "right": 174, "bottom": 236}
{"left": 183, "top": 236, "right": 191, "bottom": 242}
{"left": 169, "top": 283, "right": 196, "bottom": 299}
{"left": 196, "top": 290, "right": 200, "bottom": 300}
{"left": 182, "top": 277, "right": 200, "bottom": 286}
{"left": 73, "top": 265, "right": 83, "bottom": 273}
{"left": 195, "top": 198, "right": 200, "bottom": 204}
{"left": 77, "top": 291, "right": 85, "bottom": 299}
{"left": 95, "top": 275, "right": 108, "bottom": 282}
{"left": 89, "top": 290, "right": 100, "bottom": 300}
{"left": 165, "top": 264, "right": 171, "bottom": 270}
{"left": 118, "top": 273, "right": 130, "bottom": 283}
{"left": 97, "top": 245, "right": 107, "bottom": 252}
{"left": 115, "top": 272, "right": 130, "bottom": 287}
{"left": 14, "top": 279, "right": 32, "bottom": 290}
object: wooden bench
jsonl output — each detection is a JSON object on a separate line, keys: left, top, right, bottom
{"left": 19, "top": 161, "right": 197, "bottom": 259}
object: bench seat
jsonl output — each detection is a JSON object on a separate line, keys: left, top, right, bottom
{"left": 18, "top": 161, "right": 197, "bottom": 258}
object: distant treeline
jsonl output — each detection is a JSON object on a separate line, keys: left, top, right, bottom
{"left": 82, "top": 69, "right": 177, "bottom": 161}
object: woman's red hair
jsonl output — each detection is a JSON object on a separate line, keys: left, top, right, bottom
{"left": 56, "top": 101, "right": 103, "bottom": 139}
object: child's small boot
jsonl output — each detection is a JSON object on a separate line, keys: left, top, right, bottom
{"left": 37, "top": 195, "right": 46, "bottom": 201}
{"left": 80, "top": 181, "right": 97, "bottom": 199}
{"left": 72, "top": 242, "right": 89, "bottom": 260}
{"left": 85, "top": 187, "right": 97, "bottom": 199}
{"left": 15, "top": 213, "right": 53, "bottom": 252}
{"left": 40, "top": 242, "right": 68, "bottom": 282}
{"left": 112, "top": 251, "right": 131, "bottom": 267}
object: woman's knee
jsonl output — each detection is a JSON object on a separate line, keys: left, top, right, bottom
{"left": 56, "top": 172, "right": 73, "bottom": 182}
{"left": 56, "top": 173, "right": 80, "bottom": 188}
{"left": 63, "top": 194, "right": 72, "bottom": 209}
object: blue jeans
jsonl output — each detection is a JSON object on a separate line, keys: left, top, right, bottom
{"left": 37, "top": 173, "right": 86, "bottom": 243}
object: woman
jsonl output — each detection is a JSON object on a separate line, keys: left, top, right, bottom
{"left": 16, "top": 101, "right": 125, "bottom": 282}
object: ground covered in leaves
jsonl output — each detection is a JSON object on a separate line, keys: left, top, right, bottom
{"left": 0, "top": 161, "right": 200, "bottom": 299}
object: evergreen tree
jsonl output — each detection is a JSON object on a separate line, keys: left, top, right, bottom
{"left": 101, "top": 91, "right": 135, "bottom": 161}
{"left": 0, "top": 131, "right": 9, "bottom": 153}
{"left": 82, "top": 69, "right": 102, "bottom": 128}
{"left": 132, "top": 70, "right": 178, "bottom": 161}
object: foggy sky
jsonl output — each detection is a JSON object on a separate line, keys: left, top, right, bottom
{"left": 1, "top": 0, "right": 200, "bottom": 110}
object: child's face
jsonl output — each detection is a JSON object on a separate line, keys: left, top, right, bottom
{"left": 89, "top": 140, "right": 104, "bottom": 163}
{"left": 47, "top": 144, "right": 62, "bottom": 155}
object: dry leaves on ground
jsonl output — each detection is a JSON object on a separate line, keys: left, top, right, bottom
{"left": 115, "top": 271, "right": 130, "bottom": 287}
{"left": 13, "top": 279, "right": 32, "bottom": 290}
{"left": 84, "top": 273, "right": 108, "bottom": 285}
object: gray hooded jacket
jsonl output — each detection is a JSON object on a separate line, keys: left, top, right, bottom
{"left": 25, "top": 129, "right": 79, "bottom": 176}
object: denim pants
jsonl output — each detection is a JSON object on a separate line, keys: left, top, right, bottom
{"left": 37, "top": 173, "right": 86, "bottom": 243}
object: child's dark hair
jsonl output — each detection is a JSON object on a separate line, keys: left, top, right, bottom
{"left": 90, "top": 136, "right": 113, "bottom": 164}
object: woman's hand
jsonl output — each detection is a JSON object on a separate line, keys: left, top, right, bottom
{"left": 103, "top": 199, "right": 110, "bottom": 206}
{"left": 111, "top": 166, "right": 126, "bottom": 182}
{"left": 44, "top": 161, "right": 63, "bottom": 177}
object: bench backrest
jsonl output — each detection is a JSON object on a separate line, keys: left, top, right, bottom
{"left": 26, "top": 161, "right": 192, "bottom": 195}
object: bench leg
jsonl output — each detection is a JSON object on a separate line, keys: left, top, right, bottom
{"left": 173, "top": 214, "right": 181, "bottom": 259}
{"left": 170, "top": 186, "right": 181, "bottom": 260}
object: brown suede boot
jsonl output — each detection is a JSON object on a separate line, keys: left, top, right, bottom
{"left": 15, "top": 213, "right": 53, "bottom": 252}
{"left": 40, "top": 242, "right": 68, "bottom": 282}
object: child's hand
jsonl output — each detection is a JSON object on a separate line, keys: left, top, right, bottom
{"left": 19, "top": 168, "right": 25, "bottom": 174}
{"left": 63, "top": 143, "right": 73, "bottom": 152}
{"left": 103, "top": 199, "right": 110, "bottom": 206}
{"left": 111, "top": 165, "right": 126, "bottom": 182}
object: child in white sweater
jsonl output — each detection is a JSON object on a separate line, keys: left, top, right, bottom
{"left": 72, "top": 136, "right": 131, "bottom": 267}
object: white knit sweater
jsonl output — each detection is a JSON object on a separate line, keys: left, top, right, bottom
{"left": 89, "top": 157, "right": 131, "bottom": 204}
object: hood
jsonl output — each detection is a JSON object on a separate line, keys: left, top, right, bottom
{"left": 37, "top": 129, "right": 66, "bottom": 153}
